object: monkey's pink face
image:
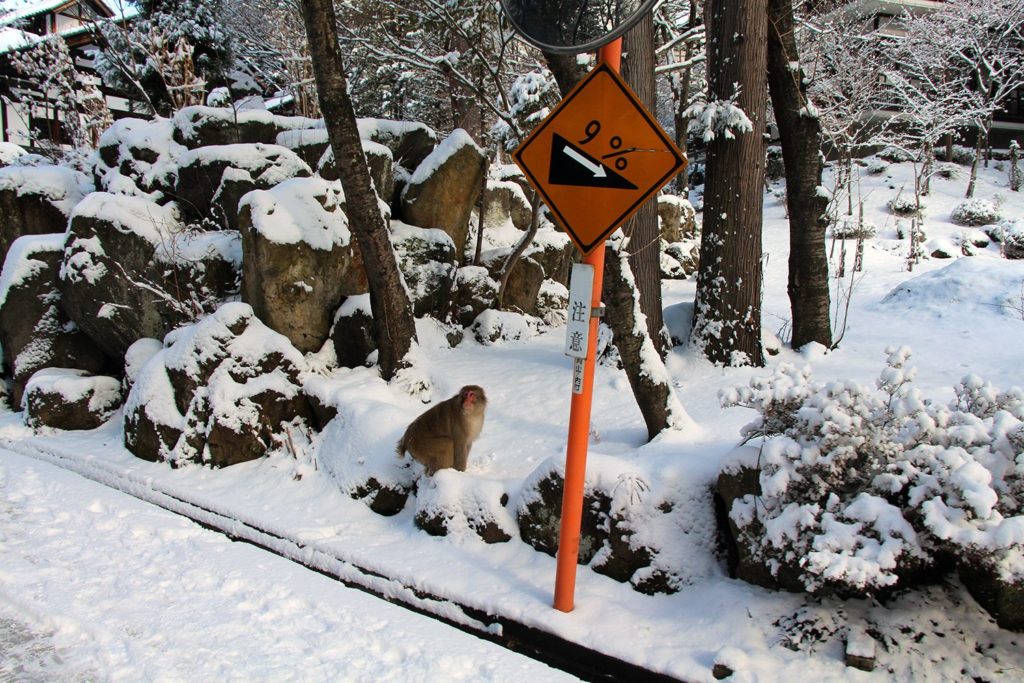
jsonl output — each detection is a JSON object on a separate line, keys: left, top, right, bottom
{"left": 462, "top": 390, "right": 478, "bottom": 408}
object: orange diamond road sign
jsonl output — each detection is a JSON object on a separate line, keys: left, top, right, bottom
{"left": 513, "top": 62, "right": 687, "bottom": 255}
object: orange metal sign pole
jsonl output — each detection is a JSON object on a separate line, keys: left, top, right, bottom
{"left": 553, "top": 39, "right": 622, "bottom": 613}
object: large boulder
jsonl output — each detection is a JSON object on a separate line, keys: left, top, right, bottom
{"left": 481, "top": 248, "right": 544, "bottom": 315}
{"left": 658, "top": 195, "right": 698, "bottom": 242}
{"left": 60, "top": 193, "right": 241, "bottom": 359}
{"left": 522, "top": 231, "right": 574, "bottom": 287}
{"left": 481, "top": 180, "right": 532, "bottom": 232}
{"left": 174, "top": 144, "right": 311, "bottom": 230}
{"left": 171, "top": 106, "right": 320, "bottom": 149}
{"left": 390, "top": 221, "right": 457, "bottom": 318}
{"left": 0, "top": 142, "right": 28, "bottom": 167}
{"left": 22, "top": 368, "right": 122, "bottom": 431}
{"left": 0, "top": 234, "right": 108, "bottom": 405}
{"left": 414, "top": 470, "right": 515, "bottom": 544}
{"left": 275, "top": 127, "right": 330, "bottom": 168}
{"left": 400, "top": 129, "right": 486, "bottom": 257}
{"left": 331, "top": 294, "right": 377, "bottom": 369}
{"left": 123, "top": 302, "right": 314, "bottom": 467}
{"left": 450, "top": 265, "right": 498, "bottom": 328}
{"left": 318, "top": 140, "right": 394, "bottom": 203}
{"left": 0, "top": 165, "right": 92, "bottom": 266}
{"left": 94, "top": 117, "right": 182, "bottom": 198}
{"left": 239, "top": 177, "right": 365, "bottom": 353}
{"left": 357, "top": 118, "right": 437, "bottom": 171}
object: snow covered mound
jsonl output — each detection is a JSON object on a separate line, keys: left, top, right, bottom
{"left": 123, "top": 302, "right": 314, "bottom": 468}
{"left": 879, "top": 257, "right": 1024, "bottom": 318}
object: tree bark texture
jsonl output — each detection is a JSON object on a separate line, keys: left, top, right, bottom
{"left": 622, "top": 12, "right": 669, "bottom": 356}
{"left": 691, "top": 0, "right": 768, "bottom": 367}
{"left": 766, "top": 0, "right": 833, "bottom": 350}
{"left": 299, "top": 0, "right": 417, "bottom": 380}
{"left": 603, "top": 238, "right": 691, "bottom": 440}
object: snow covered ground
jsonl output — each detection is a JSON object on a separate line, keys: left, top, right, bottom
{"left": 2, "top": 155, "right": 1024, "bottom": 681}
{"left": 0, "top": 448, "right": 576, "bottom": 682}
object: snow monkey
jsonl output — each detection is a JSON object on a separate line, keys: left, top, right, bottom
{"left": 396, "top": 385, "right": 487, "bottom": 475}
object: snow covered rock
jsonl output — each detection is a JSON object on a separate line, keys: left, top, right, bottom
{"left": 357, "top": 118, "right": 438, "bottom": 172}
{"left": 0, "top": 141, "right": 27, "bottom": 167}
{"left": 171, "top": 106, "right": 320, "bottom": 149}
{"left": 658, "top": 194, "right": 698, "bottom": 243}
{"left": 239, "top": 177, "right": 364, "bottom": 353}
{"left": 0, "top": 164, "right": 92, "bottom": 266}
{"left": 0, "top": 235, "right": 107, "bottom": 405}
{"left": 481, "top": 180, "right": 532, "bottom": 232}
{"left": 390, "top": 221, "right": 457, "bottom": 318}
{"left": 318, "top": 140, "right": 395, "bottom": 204}
{"left": 22, "top": 368, "right": 121, "bottom": 431}
{"left": 331, "top": 294, "right": 377, "bottom": 369}
{"left": 174, "top": 143, "right": 311, "bottom": 230}
{"left": 450, "top": 265, "right": 499, "bottom": 328}
{"left": 400, "top": 129, "right": 486, "bottom": 256}
{"left": 123, "top": 302, "right": 314, "bottom": 467}
{"left": 414, "top": 470, "right": 515, "bottom": 544}
{"left": 481, "top": 249, "right": 544, "bottom": 316}
{"left": 274, "top": 127, "right": 329, "bottom": 168}
{"left": 522, "top": 231, "right": 574, "bottom": 287}
{"left": 989, "top": 218, "right": 1024, "bottom": 260}
{"left": 94, "top": 117, "right": 182, "bottom": 198}
{"left": 471, "top": 310, "right": 532, "bottom": 344}
{"left": 60, "top": 193, "right": 240, "bottom": 359}
{"left": 535, "top": 280, "right": 569, "bottom": 326}
{"left": 661, "top": 240, "right": 700, "bottom": 280}
{"left": 517, "top": 456, "right": 671, "bottom": 590}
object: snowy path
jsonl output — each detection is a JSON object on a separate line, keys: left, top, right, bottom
{"left": 0, "top": 448, "right": 578, "bottom": 682}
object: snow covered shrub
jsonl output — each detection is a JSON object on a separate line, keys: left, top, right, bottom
{"left": 721, "top": 349, "right": 1024, "bottom": 612}
{"left": 951, "top": 198, "right": 1002, "bottom": 227}
{"left": 865, "top": 158, "right": 889, "bottom": 175}
{"left": 889, "top": 194, "right": 922, "bottom": 217}
{"left": 878, "top": 146, "right": 914, "bottom": 163}
{"left": 831, "top": 215, "right": 877, "bottom": 239}
{"left": 1010, "top": 140, "right": 1022, "bottom": 192}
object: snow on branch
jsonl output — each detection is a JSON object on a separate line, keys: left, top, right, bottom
{"left": 683, "top": 83, "right": 753, "bottom": 143}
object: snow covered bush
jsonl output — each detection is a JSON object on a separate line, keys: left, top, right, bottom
{"left": 720, "top": 348, "right": 1024, "bottom": 603}
{"left": 878, "top": 147, "right": 914, "bottom": 163}
{"left": 830, "top": 215, "right": 877, "bottom": 240}
{"left": 888, "top": 194, "right": 922, "bottom": 217}
{"left": 951, "top": 198, "right": 1002, "bottom": 227}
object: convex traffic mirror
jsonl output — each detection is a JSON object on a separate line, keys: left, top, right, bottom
{"left": 499, "top": 0, "right": 658, "bottom": 54}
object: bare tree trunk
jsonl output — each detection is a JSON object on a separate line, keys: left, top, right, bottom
{"left": 603, "top": 238, "right": 692, "bottom": 439}
{"left": 966, "top": 122, "right": 988, "bottom": 199}
{"left": 691, "top": 0, "right": 768, "bottom": 366}
{"left": 766, "top": 0, "right": 832, "bottom": 350}
{"left": 299, "top": 0, "right": 417, "bottom": 380}
{"left": 622, "top": 12, "right": 669, "bottom": 356}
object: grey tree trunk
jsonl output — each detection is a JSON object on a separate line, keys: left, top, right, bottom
{"left": 299, "top": 0, "right": 417, "bottom": 380}
{"left": 690, "top": 0, "right": 768, "bottom": 366}
{"left": 766, "top": 0, "right": 832, "bottom": 351}
{"left": 622, "top": 12, "right": 669, "bottom": 356}
{"left": 603, "top": 238, "right": 691, "bottom": 440}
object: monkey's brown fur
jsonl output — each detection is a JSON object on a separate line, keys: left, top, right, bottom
{"left": 396, "top": 385, "right": 487, "bottom": 475}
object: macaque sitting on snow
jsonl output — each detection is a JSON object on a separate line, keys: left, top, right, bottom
{"left": 396, "top": 385, "right": 487, "bottom": 475}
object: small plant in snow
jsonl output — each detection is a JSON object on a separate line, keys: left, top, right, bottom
{"left": 1010, "top": 140, "right": 1022, "bottom": 192}
{"left": 988, "top": 218, "right": 1024, "bottom": 259}
{"left": 721, "top": 347, "right": 1024, "bottom": 598}
{"left": 684, "top": 83, "right": 753, "bottom": 143}
{"left": 950, "top": 198, "right": 1002, "bottom": 226}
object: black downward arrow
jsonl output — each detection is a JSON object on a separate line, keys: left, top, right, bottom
{"left": 548, "top": 134, "right": 638, "bottom": 190}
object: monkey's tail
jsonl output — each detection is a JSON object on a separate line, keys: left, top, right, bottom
{"left": 395, "top": 438, "right": 406, "bottom": 458}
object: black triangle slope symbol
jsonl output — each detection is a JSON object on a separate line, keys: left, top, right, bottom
{"left": 548, "top": 133, "right": 638, "bottom": 190}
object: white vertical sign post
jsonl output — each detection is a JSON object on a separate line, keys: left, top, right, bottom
{"left": 564, "top": 263, "right": 594, "bottom": 394}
